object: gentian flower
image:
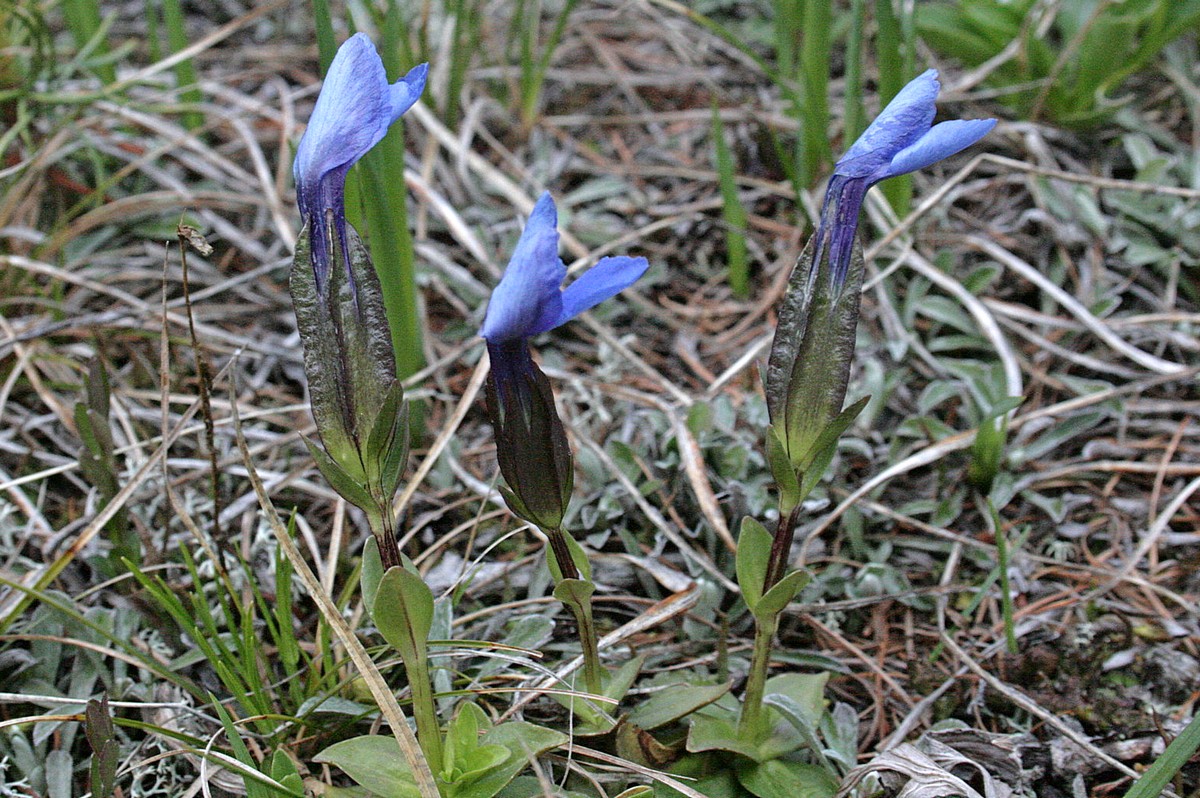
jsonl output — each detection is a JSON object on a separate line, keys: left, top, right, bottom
{"left": 293, "top": 33, "right": 427, "bottom": 290}
{"left": 816, "top": 69, "right": 995, "bottom": 293}
{"left": 481, "top": 192, "right": 648, "bottom": 532}
{"left": 288, "top": 35, "right": 426, "bottom": 571}
{"left": 765, "top": 69, "right": 995, "bottom": 504}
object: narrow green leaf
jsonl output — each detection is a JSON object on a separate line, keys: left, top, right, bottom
{"left": 1121, "top": 710, "right": 1200, "bottom": 798}
{"left": 712, "top": 102, "right": 749, "bottom": 298}
{"left": 797, "top": 394, "right": 869, "bottom": 500}
{"left": 361, "top": 537, "right": 384, "bottom": 616}
{"left": 761, "top": 693, "right": 840, "bottom": 780}
{"left": 625, "top": 681, "right": 731, "bottom": 730}
{"left": 303, "top": 437, "right": 375, "bottom": 512}
{"left": 735, "top": 517, "right": 773, "bottom": 612}
{"left": 737, "top": 758, "right": 837, "bottom": 798}
{"left": 766, "top": 425, "right": 801, "bottom": 512}
{"left": 754, "top": 569, "right": 809, "bottom": 619}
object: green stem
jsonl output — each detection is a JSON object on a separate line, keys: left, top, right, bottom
{"left": 402, "top": 644, "right": 444, "bottom": 770}
{"left": 367, "top": 506, "right": 443, "bottom": 768}
{"left": 369, "top": 505, "right": 403, "bottom": 572}
{"left": 738, "top": 611, "right": 779, "bottom": 738}
{"left": 565, "top": 591, "right": 604, "bottom": 696}
{"left": 985, "top": 495, "right": 1018, "bottom": 654}
{"left": 546, "top": 528, "right": 604, "bottom": 696}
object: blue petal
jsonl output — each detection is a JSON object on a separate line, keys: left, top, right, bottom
{"left": 293, "top": 34, "right": 391, "bottom": 192}
{"left": 292, "top": 34, "right": 427, "bottom": 289}
{"left": 836, "top": 69, "right": 939, "bottom": 178}
{"left": 389, "top": 63, "right": 428, "bottom": 121}
{"left": 817, "top": 176, "right": 870, "bottom": 293}
{"left": 554, "top": 256, "right": 650, "bottom": 328}
{"left": 885, "top": 118, "right": 997, "bottom": 178}
{"left": 480, "top": 193, "right": 567, "bottom": 342}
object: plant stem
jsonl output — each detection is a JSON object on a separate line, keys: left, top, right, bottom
{"left": 546, "top": 527, "right": 578, "bottom": 580}
{"left": 370, "top": 504, "right": 403, "bottom": 572}
{"left": 740, "top": 503, "right": 803, "bottom": 737}
{"left": 763, "top": 503, "right": 804, "bottom": 594}
{"left": 565, "top": 588, "right": 604, "bottom": 696}
{"left": 366, "top": 505, "right": 443, "bottom": 768}
{"left": 547, "top": 528, "right": 604, "bottom": 696}
{"left": 403, "top": 642, "right": 444, "bottom": 769}
{"left": 985, "top": 495, "right": 1018, "bottom": 654}
{"left": 738, "top": 611, "right": 779, "bottom": 738}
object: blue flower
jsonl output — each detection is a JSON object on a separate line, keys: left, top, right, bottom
{"left": 293, "top": 33, "right": 427, "bottom": 290}
{"left": 480, "top": 192, "right": 649, "bottom": 343}
{"left": 481, "top": 192, "right": 648, "bottom": 531}
{"left": 817, "top": 69, "right": 995, "bottom": 292}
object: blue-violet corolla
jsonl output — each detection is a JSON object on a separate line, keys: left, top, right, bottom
{"left": 817, "top": 69, "right": 995, "bottom": 292}
{"left": 480, "top": 192, "right": 648, "bottom": 530}
{"left": 294, "top": 33, "right": 427, "bottom": 290}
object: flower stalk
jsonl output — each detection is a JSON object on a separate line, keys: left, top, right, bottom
{"left": 290, "top": 33, "right": 443, "bottom": 766}
{"left": 740, "top": 68, "right": 997, "bottom": 737}
{"left": 480, "top": 192, "right": 648, "bottom": 699}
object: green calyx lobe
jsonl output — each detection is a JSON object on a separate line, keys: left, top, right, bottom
{"left": 764, "top": 232, "right": 867, "bottom": 482}
{"left": 292, "top": 221, "right": 409, "bottom": 510}
{"left": 485, "top": 339, "right": 573, "bottom": 531}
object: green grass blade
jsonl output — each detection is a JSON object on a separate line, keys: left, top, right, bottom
{"left": 354, "top": 139, "right": 424, "bottom": 380}
{"left": 311, "top": 0, "right": 337, "bottom": 73}
{"left": 61, "top": 0, "right": 114, "bottom": 83}
{"left": 520, "top": 0, "right": 580, "bottom": 125}
{"left": 160, "top": 0, "right": 203, "bottom": 130}
{"left": 446, "top": 0, "right": 482, "bottom": 122}
{"left": 1121, "top": 710, "right": 1200, "bottom": 798}
{"left": 875, "top": 0, "right": 912, "bottom": 215}
{"left": 800, "top": 0, "right": 832, "bottom": 183}
{"left": 712, "top": 103, "right": 750, "bottom": 298}
{"left": 844, "top": 0, "right": 866, "bottom": 143}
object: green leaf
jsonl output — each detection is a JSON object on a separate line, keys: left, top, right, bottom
{"left": 762, "top": 672, "right": 827, "bottom": 725}
{"left": 552, "top": 578, "right": 595, "bottom": 614}
{"left": 712, "top": 102, "right": 749, "bottom": 298}
{"left": 761, "top": 694, "right": 839, "bottom": 780}
{"left": 365, "top": 378, "right": 409, "bottom": 492}
{"left": 1121, "top": 708, "right": 1200, "bottom": 798}
{"left": 626, "top": 682, "right": 731, "bottom": 731}
{"left": 737, "top": 759, "right": 837, "bottom": 798}
{"left": 603, "top": 655, "right": 644, "bottom": 702}
{"left": 269, "top": 750, "right": 304, "bottom": 793}
{"left": 753, "top": 568, "right": 809, "bottom": 619}
{"left": 686, "top": 712, "right": 762, "bottom": 760}
{"left": 550, "top": 653, "right": 641, "bottom": 735}
{"left": 315, "top": 736, "right": 422, "bottom": 798}
{"left": 457, "top": 721, "right": 568, "bottom": 798}
{"left": 559, "top": 528, "right": 592, "bottom": 578}
{"left": 360, "top": 538, "right": 384, "bottom": 627}
{"left": 303, "top": 436, "right": 375, "bottom": 511}
{"left": 85, "top": 696, "right": 119, "bottom": 798}
{"left": 443, "top": 703, "right": 507, "bottom": 786}
{"left": 735, "top": 517, "right": 773, "bottom": 612}
{"left": 45, "top": 749, "right": 72, "bottom": 798}
{"left": 797, "top": 395, "right": 869, "bottom": 500}
{"left": 372, "top": 566, "right": 435, "bottom": 661}
{"left": 764, "top": 426, "right": 801, "bottom": 513}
